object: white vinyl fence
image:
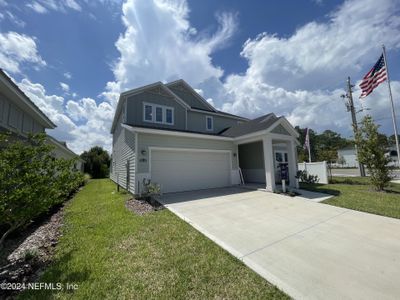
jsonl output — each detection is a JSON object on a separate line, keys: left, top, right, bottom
{"left": 297, "top": 161, "right": 329, "bottom": 184}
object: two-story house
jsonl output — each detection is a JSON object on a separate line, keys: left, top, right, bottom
{"left": 0, "top": 69, "right": 83, "bottom": 170}
{"left": 110, "top": 79, "right": 299, "bottom": 194}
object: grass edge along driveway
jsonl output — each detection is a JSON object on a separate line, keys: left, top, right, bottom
{"left": 302, "top": 176, "right": 400, "bottom": 219}
{"left": 20, "top": 179, "right": 288, "bottom": 300}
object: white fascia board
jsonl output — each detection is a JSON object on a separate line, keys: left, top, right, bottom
{"left": 122, "top": 124, "right": 233, "bottom": 141}
{"left": 110, "top": 95, "right": 125, "bottom": 133}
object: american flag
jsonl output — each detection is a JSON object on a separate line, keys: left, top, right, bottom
{"left": 359, "top": 54, "right": 387, "bottom": 98}
{"left": 303, "top": 128, "right": 310, "bottom": 150}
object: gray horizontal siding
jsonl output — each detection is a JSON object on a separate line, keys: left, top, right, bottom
{"left": 187, "top": 111, "right": 240, "bottom": 134}
{"left": 271, "top": 124, "right": 290, "bottom": 135}
{"left": 0, "top": 92, "right": 45, "bottom": 135}
{"left": 126, "top": 91, "right": 187, "bottom": 130}
{"left": 110, "top": 111, "right": 136, "bottom": 194}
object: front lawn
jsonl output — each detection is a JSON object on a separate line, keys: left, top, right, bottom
{"left": 21, "top": 179, "right": 287, "bottom": 299}
{"left": 301, "top": 177, "right": 400, "bottom": 219}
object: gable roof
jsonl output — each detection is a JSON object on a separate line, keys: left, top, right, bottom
{"left": 0, "top": 69, "right": 56, "bottom": 129}
{"left": 110, "top": 81, "right": 191, "bottom": 133}
{"left": 110, "top": 80, "right": 247, "bottom": 133}
{"left": 190, "top": 106, "right": 249, "bottom": 121}
{"left": 221, "top": 113, "right": 278, "bottom": 137}
{"left": 166, "top": 79, "right": 217, "bottom": 112}
{"left": 221, "top": 113, "right": 299, "bottom": 139}
{"left": 47, "top": 135, "right": 83, "bottom": 159}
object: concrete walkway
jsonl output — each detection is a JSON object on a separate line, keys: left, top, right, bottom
{"left": 158, "top": 187, "right": 400, "bottom": 300}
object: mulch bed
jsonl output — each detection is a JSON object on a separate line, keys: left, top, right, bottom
{"left": 125, "top": 198, "right": 164, "bottom": 216}
{"left": 0, "top": 196, "right": 73, "bottom": 299}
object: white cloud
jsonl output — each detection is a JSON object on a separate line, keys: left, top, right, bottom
{"left": 103, "top": 0, "right": 237, "bottom": 105}
{"left": 100, "top": 0, "right": 400, "bottom": 140}
{"left": 26, "top": 2, "right": 48, "bottom": 14}
{"left": 59, "top": 82, "right": 70, "bottom": 92}
{"left": 0, "top": 31, "right": 46, "bottom": 74}
{"left": 63, "top": 72, "right": 72, "bottom": 79}
{"left": 4, "top": 0, "right": 400, "bottom": 156}
{"left": 28, "top": 0, "right": 82, "bottom": 13}
{"left": 216, "top": 0, "right": 400, "bottom": 136}
{"left": 64, "top": 0, "right": 81, "bottom": 11}
{"left": 18, "top": 78, "right": 114, "bottom": 154}
{"left": 0, "top": 11, "right": 26, "bottom": 27}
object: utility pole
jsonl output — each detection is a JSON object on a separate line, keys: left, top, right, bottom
{"left": 341, "top": 76, "right": 366, "bottom": 177}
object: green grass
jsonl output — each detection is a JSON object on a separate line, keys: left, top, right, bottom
{"left": 20, "top": 179, "right": 287, "bottom": 299}
{"left": 301, "top": 177, "right": 400, "bottom": 219}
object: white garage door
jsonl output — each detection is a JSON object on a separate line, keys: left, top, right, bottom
{"left": 151, "top": 149, "right": 231, "bottom": 193}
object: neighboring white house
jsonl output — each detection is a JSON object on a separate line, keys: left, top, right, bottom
{"left": 386, "top": 146, "right": 399, "bottom": 167}
{"left": 337, "top": 146, "right": 358, "bottom": 168}
{"left": 47, "top": 135, "right": 84, "bottom": 171}
{"left": 110, "top": 79, "right": 300, "bottom": 194}
{"left": 337, "top": 145, "right": 399, "bottom": 167}
{"left": 0, "top": 69, "right": 55, "bottom": 136}
{"left": 0, "top": 69, "right": 82, "bottom": 168}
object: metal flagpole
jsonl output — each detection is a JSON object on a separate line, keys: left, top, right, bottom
{"left": 382, "top": 45, "right": 400, "bottom": 167}
{"left": 307, "top": 129, "right": 311, "bottom": 162}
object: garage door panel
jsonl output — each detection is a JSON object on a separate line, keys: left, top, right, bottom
{"left": 151, "top": 150, "right": 231, "bottom": 193}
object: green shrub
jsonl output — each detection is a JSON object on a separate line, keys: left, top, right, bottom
{"left": 0, "top": 133, "right": 85, "bottom": 248}
{"left": 296, "top": 170, "right": 319, "bottom": 184}
{"left": 355, "top": 116, "right": 391, "bottom": 191}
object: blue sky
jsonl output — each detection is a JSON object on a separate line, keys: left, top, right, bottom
{"left": 1, "top": 0, "right": 400, "bottom": 153}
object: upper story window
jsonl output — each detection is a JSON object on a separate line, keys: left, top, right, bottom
{"left": 206, "top": 116, "right": 213, "bottom": 131}
{"left": 143, "top": 102, "right": 174, "bottom": 125}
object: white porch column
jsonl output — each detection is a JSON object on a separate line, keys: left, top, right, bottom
{"left": 262, "top": 135, "right": 275, "bottom": 192}
{"left": 287, "top": 139, "right": 297, "bottom": 187}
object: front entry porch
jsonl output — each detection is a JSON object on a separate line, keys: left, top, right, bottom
{"left": 237, "top": 134, "right": 298, "bottom": 192}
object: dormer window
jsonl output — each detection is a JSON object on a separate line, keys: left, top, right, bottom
{"left": 143, "top": 102, "right": 174, "bottom": 125}
{"left": 206, "top": 116, "right": 213, "bottom": 131}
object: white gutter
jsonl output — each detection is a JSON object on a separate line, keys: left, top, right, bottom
{"left": 122, "top": 124, "right": 233, "bottom": 141}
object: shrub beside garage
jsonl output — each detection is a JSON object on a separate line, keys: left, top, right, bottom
{"left": 0, "top": 133, "right": 85, "bottom": 248}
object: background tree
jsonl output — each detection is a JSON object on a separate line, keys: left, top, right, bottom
{"left": 80, "top": 146, "right": 110, "bottom": 178}
{"left": 388, "top": 134, "right": 400, "bottom": 150}
{"left": 0, "top": 133, "right": 84, "bottom": 248}
{"left": 355, "top": 115, "right": 391, "bottom": 191}
{"left": 295, "top": 127, "right": 352, "bottom": 163}
{"left": 295, "top": 126, "right": 318, "bottom": 162}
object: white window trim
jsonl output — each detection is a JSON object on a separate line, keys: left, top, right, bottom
{"left": 143, "top": 102, "right": 174, "bottom": 125}
{"left": 206, "top": 116, "right": 213, "bottom": 131}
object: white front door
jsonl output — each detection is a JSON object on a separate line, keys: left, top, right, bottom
{"left": 150, "top": 149, "right": 231, "bottom": 193}
{"left": 274, "top": 150, "right": 288, "bottom": 183}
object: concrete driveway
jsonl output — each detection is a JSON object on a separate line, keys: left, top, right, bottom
{"left": 158, "top": 187, "right": 400, "bottom": 300}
